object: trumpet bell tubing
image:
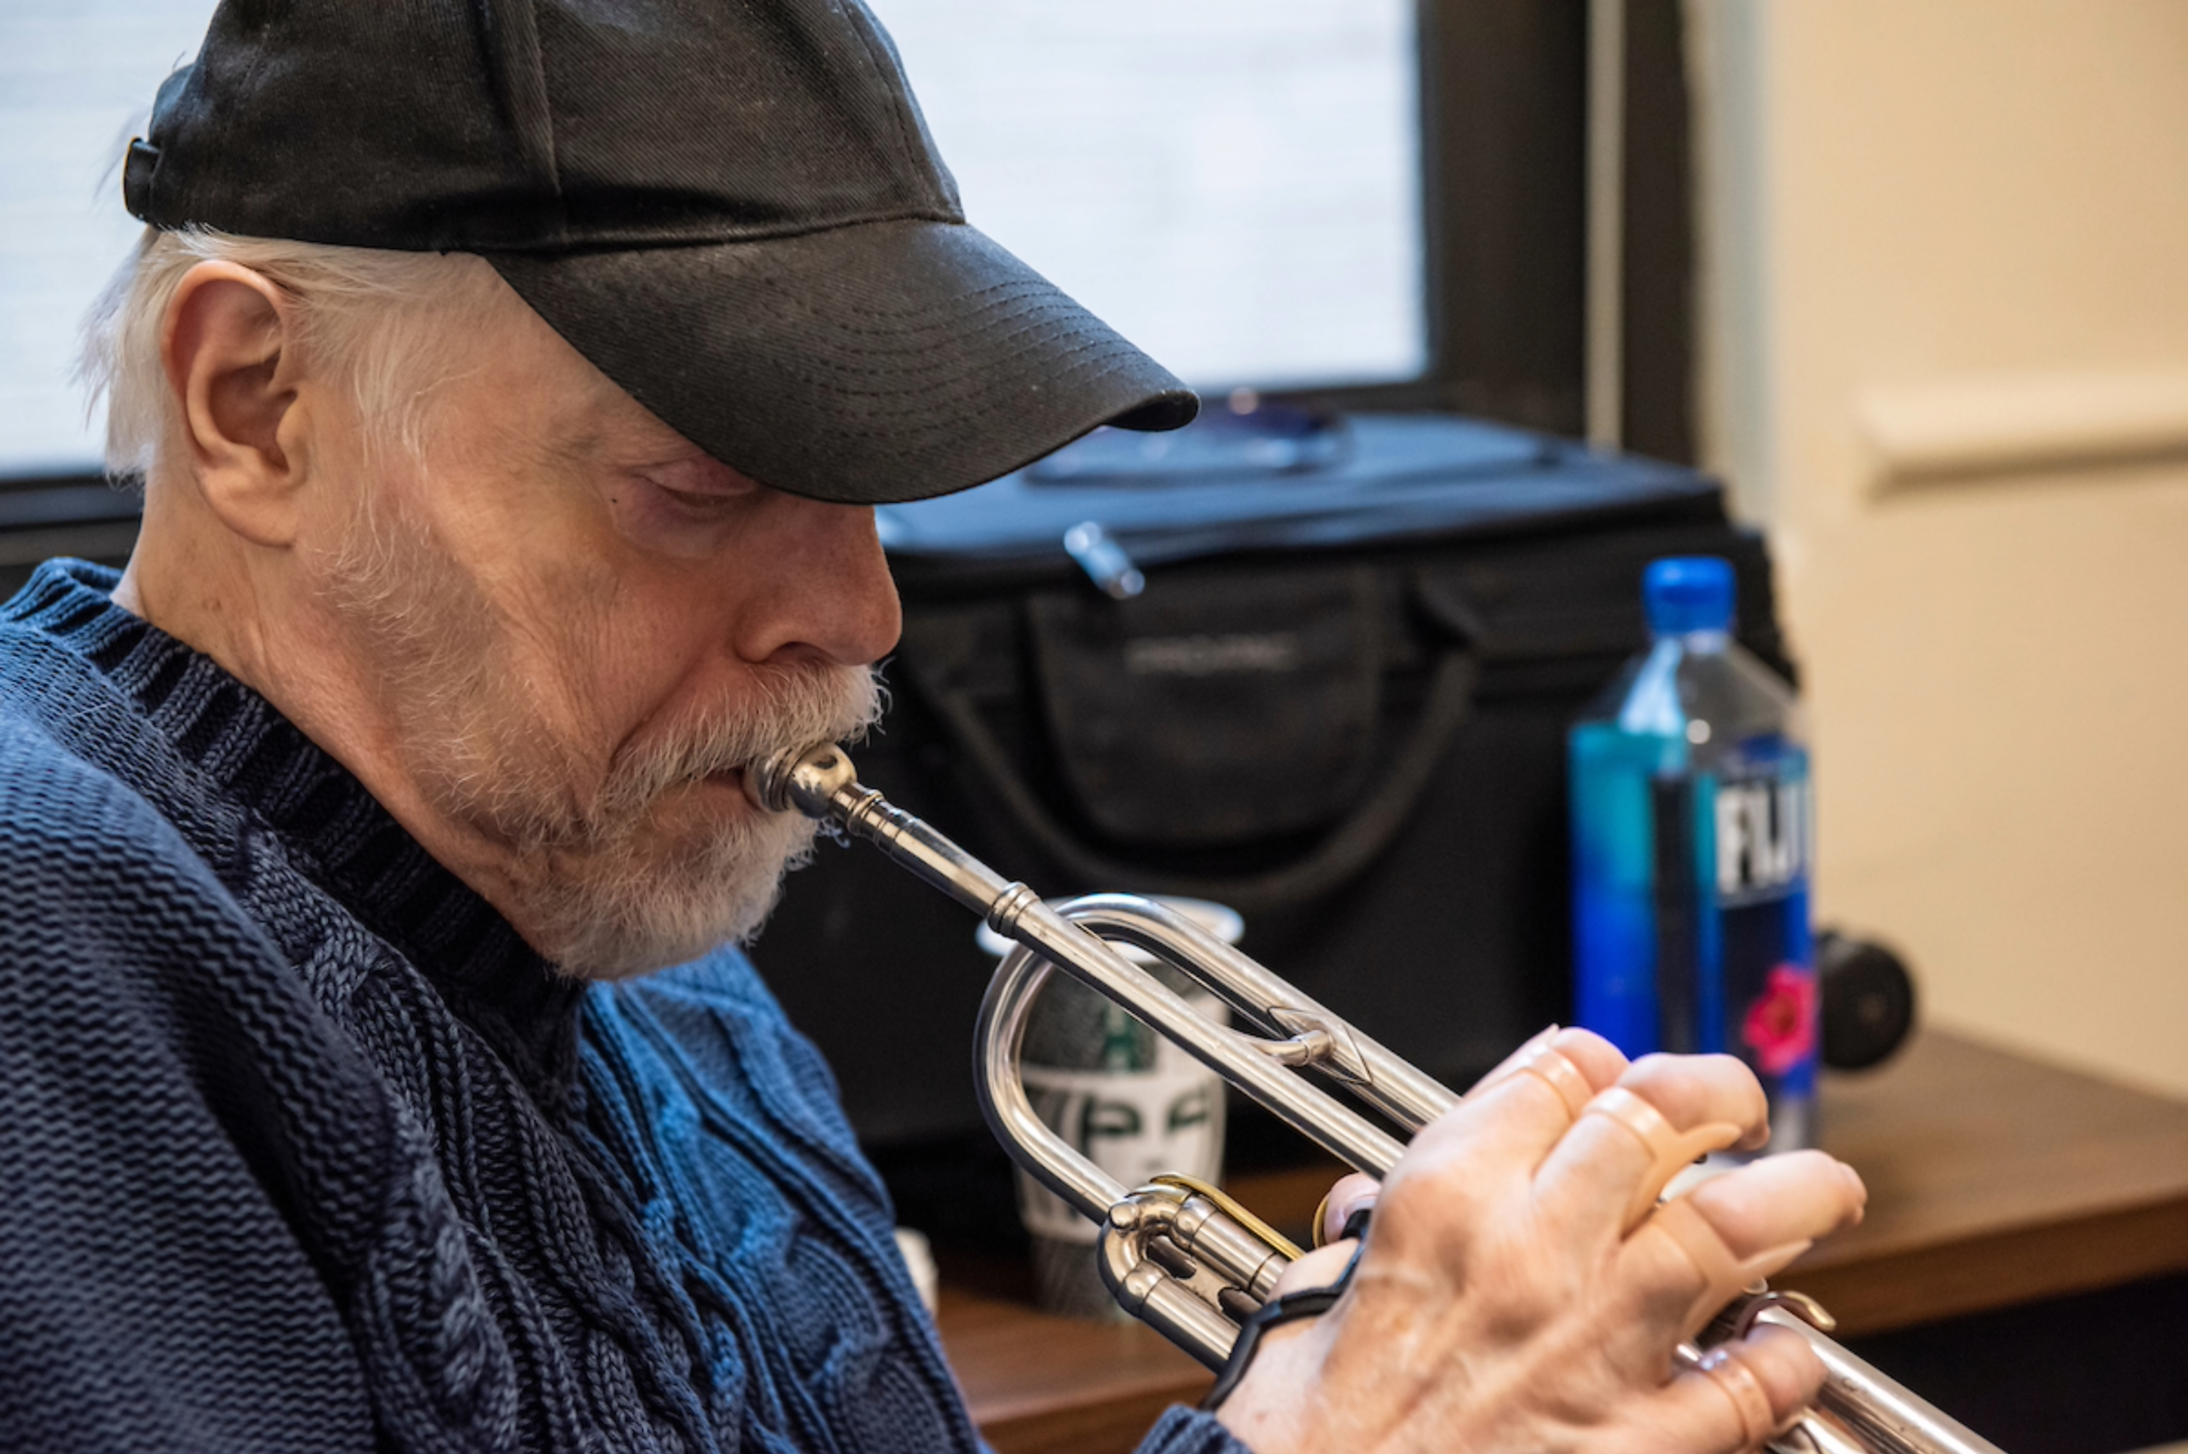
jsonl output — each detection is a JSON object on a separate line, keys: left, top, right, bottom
{"left": 744, "top": 743, "right": 2005, "bottom": 1454}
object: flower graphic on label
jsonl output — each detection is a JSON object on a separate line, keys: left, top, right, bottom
{"left": 1741, "top": 963, "right": 1817, "bottom": 1077}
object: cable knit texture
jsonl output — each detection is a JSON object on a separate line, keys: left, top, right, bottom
{"left": 0, "top": 559, "right": 1252, "bottom": 1454}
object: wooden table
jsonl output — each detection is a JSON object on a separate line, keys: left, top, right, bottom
{"left": 934, "top": 1031, "right": 2188, "bottom": 1454}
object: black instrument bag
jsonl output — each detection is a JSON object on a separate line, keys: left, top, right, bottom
{"left": 750, "top": 413, "right": 1792, "bottom": 1155}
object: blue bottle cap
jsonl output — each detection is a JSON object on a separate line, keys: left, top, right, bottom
{"left": 1644, "top": 556, "right": 1736, "bottom": 635}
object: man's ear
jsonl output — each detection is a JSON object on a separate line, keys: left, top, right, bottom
{"left": 162, "top": 261, "right": 314, "bottom": 548}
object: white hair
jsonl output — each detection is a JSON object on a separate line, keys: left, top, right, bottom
{"left": 77, "top": 227, "right": 509, "bottom": 483}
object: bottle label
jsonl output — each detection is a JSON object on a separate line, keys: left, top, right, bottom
{"left": 1714, "top": 776, "right": 1807, "bottom": 902}
{"left": 1570, "top": 725, "right": 1819, "bottom": 1146}
{"left": 1705, "top": 760, "right": 1817, "bottom": 1104}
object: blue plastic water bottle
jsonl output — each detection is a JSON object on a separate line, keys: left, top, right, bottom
{"left": 1568, "top": 557, "right": 1817, "bottom": 1151}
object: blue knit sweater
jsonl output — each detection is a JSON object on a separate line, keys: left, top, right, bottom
{"left": 0, "top": 560, "right": 1246, "bottom": 1454}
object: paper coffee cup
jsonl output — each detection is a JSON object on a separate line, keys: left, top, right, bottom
{"left": 976, "top": 897, "right": 1242, "bottom": 1319}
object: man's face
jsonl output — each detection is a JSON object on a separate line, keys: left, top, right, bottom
{"left": 300, "top": 272, "right": 901, "bottom": 978}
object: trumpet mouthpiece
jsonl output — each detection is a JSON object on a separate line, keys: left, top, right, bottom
{"left": 744, "top": 742, "right": 858, "bottom": 819}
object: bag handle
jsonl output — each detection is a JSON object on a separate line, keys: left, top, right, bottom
{"left": 915, "top": 648, "right": 1479, "bottom": 915}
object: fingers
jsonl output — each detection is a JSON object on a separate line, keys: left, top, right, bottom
{"left": 1274, "top": 1171, "right": 1382, "bottom": 1297}
{"left": 1400, "top": 1027, "right": 1629, "bottom": 1184}
{"left": 1268, "top": 1239, "right": 1360, "bottom": 1297}
{"left": 1316, "top": 1173, "right": 1380, "bottom": 1246}
{"left": 1682, "top": 1149, "right": 1867, "bottom": 1248}
{"left": 1262, "top": 1171, "right": 1382, "bottom": 1298}
{"left": 1369, "top": 1028, "right": 1626, "bottom": 1266}
{"left": 1647, "top": 1325, "right": 1825, "bottom": 1453}
{"left": 1468, "top": 1024, "right": 1630, "bottom": 1103}
{"left": 1216, "top": 1034, "right": 1861, "bottom": 1454}
{"left": 1299, "top": 1026, "right": 1626, "bottom": 1264}
{"left": 1622, "top": 1151, "right": 1866, "bottom": 1340}
{"left": 1617, "top": 1052, "right": 1771, "bottom": 1154}
{"left": 1531, "top": 1052, "right": 1771, "bottom": 1236}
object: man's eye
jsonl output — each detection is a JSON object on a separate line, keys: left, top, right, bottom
{"left": 640, "top": 471, "right": 754, "bottom": 517}
{"left": 653, "top": 482, "right": 743, "bottom": 514}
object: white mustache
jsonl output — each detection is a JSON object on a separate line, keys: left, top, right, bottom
{"left": 596, "top": 662, "right": 883, "bottom": 822}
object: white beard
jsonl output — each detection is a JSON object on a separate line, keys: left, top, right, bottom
{"left": 323, "top": 486, "right": 881, "bottom": 980}
{"left": 509, "top": 664, "right": 881, "bottom": 978}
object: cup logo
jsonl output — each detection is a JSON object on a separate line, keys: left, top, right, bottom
{"left": 1017, "top": 1011, "right": 1229, "bottom": 1244}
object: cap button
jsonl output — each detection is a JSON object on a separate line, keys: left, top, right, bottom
{"left": 122, "top": 138, "right": 162, "bottom": 221}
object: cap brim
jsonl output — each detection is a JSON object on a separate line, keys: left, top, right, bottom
{"left": 485, "top": 219, "right": 1198, "bottom": 505}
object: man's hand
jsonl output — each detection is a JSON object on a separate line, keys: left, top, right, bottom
{"left": 1215, "top": 1028, "right": 1867, "bottom": 1454}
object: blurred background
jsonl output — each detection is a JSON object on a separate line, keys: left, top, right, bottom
{"left": 1686, "top": 1, "right": 2188, "bottom": 1103}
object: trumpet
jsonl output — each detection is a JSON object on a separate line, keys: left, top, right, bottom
{"left": 745, "top": 742, "right": 2003, "bottom": 1454}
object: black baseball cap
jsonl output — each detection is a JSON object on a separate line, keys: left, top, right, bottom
{"left": 121, "top": 0, "right": 1199, "bottom": 505}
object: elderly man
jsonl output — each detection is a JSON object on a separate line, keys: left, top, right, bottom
{"left": 0, "top": 1, "right": 1864, "bottom": 1451}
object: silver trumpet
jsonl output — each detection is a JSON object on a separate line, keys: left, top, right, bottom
{"left": 745, "top": 742, "right": 2003, "bottom": 1454}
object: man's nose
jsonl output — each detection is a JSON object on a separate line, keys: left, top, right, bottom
{"left": 736, "top": 494, "right": 903, "bottom": 668}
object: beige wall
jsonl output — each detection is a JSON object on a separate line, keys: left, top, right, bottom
{"left": 1689, "top": 0, "right": 2188, "bottom": 1097}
